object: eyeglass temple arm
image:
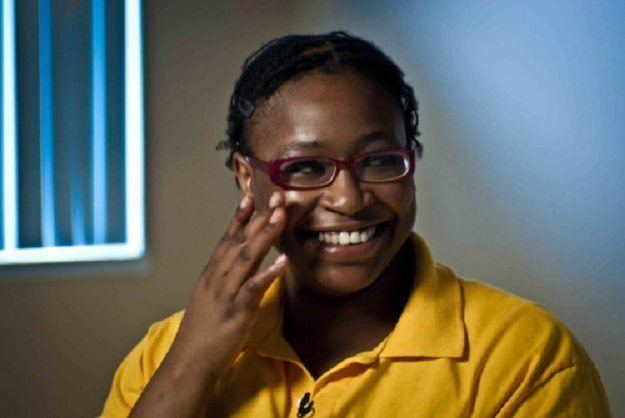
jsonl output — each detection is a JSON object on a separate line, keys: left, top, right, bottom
{"left": 244, "top": 156, "right": 270, "bottom": 173}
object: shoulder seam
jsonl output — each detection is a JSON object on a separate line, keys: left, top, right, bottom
{"left": 525, "top": 362, "right": 578, "bottom": 399}
{"left": 497, "top": 362, "right": 579, "bottom": 415}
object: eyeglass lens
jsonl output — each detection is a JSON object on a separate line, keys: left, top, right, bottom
{"left": 278, "top": 152, "right": 410, "bottom": 188}
{"left": 279, "top": 159, "right": 336, "bottom": 187}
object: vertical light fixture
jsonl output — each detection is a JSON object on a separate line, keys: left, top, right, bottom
{"left": 2, "top": 0, "right": 17, "bottom": 253}
{"left": 124, "top": 0, "right": 145, "bottom": 258}
{"left": 0, "top": 0, "right": 145, "bottom": 264}
{"left": 39, "top": 0, "right": 55, "bottom": 247}
{"left": 91, "top": 0, "right": 106, "bottom": 244}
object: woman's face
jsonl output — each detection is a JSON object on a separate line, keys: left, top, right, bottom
{"left": 234, "top": 72, "right": 416, "bottom": 297}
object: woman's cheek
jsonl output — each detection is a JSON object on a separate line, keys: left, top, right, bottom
{"left": 270, "top": 191, "right": 308, "bottom": 254}
{"left": 385, "top": 180, "right": 414, "bottom": 207}
{"left": 386, "top": 181, "right": 416, "bottom": 227}
{"left": 402, "top": 182, "right": 417, "bottom": 225}
{"left": 284, "top": 190, "right": 309, "bottom": 205}
{"left": 283, "top": 191, "right": 313, "bottom": 227}
{"left": 251, "top": 176, "right": 282, "bottom": 211}
{"left": 284, "top": 190, "right": 318, "bottom": 215}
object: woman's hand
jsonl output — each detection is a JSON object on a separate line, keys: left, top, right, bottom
{"left": 174, "top": 191, "right": 287, "bottom": 373}
{"left": 129, "top": 192, "right": 287, "bottom": 418}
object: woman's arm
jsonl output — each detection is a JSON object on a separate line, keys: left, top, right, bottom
{"left": 126, "top": 194, "right": 287, "bottom": 418}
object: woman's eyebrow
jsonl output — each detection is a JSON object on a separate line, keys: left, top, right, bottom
{"left": 278, "top": 140, "right": 324, "bottom": 154}
{"left": 357, "top": 131, "right": 394, "bottom": 144}
{"left": 277, "top": 132, "right": 394, "bottom": 155}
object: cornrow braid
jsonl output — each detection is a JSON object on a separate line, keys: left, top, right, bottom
{"left": 217, "top": 31, "right": 422, "bottom": 169}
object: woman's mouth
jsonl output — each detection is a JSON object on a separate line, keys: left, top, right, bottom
{"left": 317, "top": 225, "right": 377, "bottom": 246}
{"left": 295, "top": 222, "right": 390, "bottom": 262}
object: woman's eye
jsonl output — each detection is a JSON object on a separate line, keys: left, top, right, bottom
{"left": 281, "top": 160, "right": 327, "bottom": 177}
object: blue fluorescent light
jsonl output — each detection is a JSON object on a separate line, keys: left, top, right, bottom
{"left": 124, "top": 0, "right": 145, "bottom": 257}
{"left": 0, "top": 243, "right": 143, "bottom": 264}
{"left": 70, "top": 176, "right": 86, "bottom": 245}
{"left": 39, "top": 0, "right": 56, "bottom": 247}
{"left": 0, "top": 0, "right": 145, "bottom": 264}
{"left": 2, "top": 0, "right": 17, "bottom": 251}
{"left": 91, "top": 0, "right": 107, "bottom": 244}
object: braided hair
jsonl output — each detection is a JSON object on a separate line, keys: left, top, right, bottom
{"left": 217, "top": 31, "right": 422, "bottom": 168}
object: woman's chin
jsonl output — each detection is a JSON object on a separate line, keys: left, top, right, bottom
{"left": 295, "top": 264, "right": 384, "bottom": 298}
{"left": 282, "top": 222, "right": 402, "bottom": 297}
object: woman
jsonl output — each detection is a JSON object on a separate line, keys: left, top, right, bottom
{"left": 101, "top": 32, "right": 610, "bottom": 417}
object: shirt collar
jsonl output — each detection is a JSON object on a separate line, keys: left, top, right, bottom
{"left": 246, "top": 271, "right": 296, "bottom": 361}
{"left": 380, "top": 233, "right": 466, "bottom": 358}
{"left": 246, "top": 232, "right": 466, "bottom": 361}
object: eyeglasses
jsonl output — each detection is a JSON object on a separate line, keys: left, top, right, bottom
{"left": 245, "top": 149, "right": 415, "bottom": 191}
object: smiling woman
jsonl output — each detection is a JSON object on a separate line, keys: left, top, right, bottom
{"left": 100, "top": 32, "right": 611, "bottom": 417}
{"left": 232, "top": 70, "right": 417, "bottom": 300}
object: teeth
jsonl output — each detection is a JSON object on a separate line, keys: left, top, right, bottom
{"left": 317, "top": 226, "right": 377, "bottom": 246}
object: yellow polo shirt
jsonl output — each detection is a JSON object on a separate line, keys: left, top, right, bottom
{"left": 101, "top": 234, "right": 611, "bottom": 417}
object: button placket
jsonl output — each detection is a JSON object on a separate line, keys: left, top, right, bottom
{"left": 287, "top": 361, "right": 315, "bottom": 417}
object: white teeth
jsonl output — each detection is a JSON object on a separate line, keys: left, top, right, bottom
{"left": 317, "top": 226, "right": 377, "bottom": 246}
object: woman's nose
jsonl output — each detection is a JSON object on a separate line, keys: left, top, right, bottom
{"left": 319, "top": 168, "right": 371, "bottom": 216}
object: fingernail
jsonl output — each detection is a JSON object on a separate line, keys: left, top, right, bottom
{"left": 240, "top": 196, "right": 251, "bottom": 209}
{"left": 269, "top": 207, "right": 283, "bottom": 224}
{"left": 269, "top": 192, "right": 280, "bottom": 208}
{"left": 273, "top": 253, "right": 287, "bottom": 267}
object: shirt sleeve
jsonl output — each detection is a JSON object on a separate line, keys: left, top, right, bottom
{"left": 99, "top": 331, "right": 152, "bottom": 418}
{"left": 99, "top": 312, "right": 182, "bottom": 418}
{"left": 505, "top": 361, "right": 612, "bottom": 417}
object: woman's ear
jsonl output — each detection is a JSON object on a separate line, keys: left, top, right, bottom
{"left": 233, "top": 152, "right": 254, "bottom": 197}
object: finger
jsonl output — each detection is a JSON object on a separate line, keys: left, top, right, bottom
{"left": 236, "top": 254, "right": 288, "bottom": 311}
{"left": 224, "top": 195, "right": 255, "bottom": 240}
{"left": 209, "top": 193, "right": 284, "bottom": 292}
{"left": 207, "top": 207, "right": 275, "bottom": 293}
{"left": 268, "top": 191, "right": 284, "bottom": 209}
{"left": 231, "top": 190, "right": 283, "bottom": 246}
{"left": 210, "top": 196, "right": 255, "bottom": 263}
{"left": 222, "top": 206, "right": 286, "bottom": 295}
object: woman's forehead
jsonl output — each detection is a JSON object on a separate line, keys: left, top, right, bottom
{"left": 275, "top": 132, "right": 401, "bottom": 156}
{"left": 248, "top": 72, "right": 406, "bottom": 158}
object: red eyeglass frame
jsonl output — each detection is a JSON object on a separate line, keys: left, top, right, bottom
{"left": 245, "top": 148, "right": 416, "bottom": 191}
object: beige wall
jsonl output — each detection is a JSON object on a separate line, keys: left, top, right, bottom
{"left": 1, "top": 2, "right": 622, "bottom": 417}
{"left": 0, "top": 2, "right": 303, "bottom": 416}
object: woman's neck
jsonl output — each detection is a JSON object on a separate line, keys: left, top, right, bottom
{"left": 282, "top": 243, "right": 415, "bottom": 375}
